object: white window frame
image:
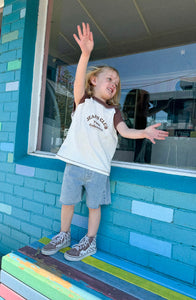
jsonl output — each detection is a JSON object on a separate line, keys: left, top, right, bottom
{"left": 28, "top": 0, "right": 196, "bottom": 178}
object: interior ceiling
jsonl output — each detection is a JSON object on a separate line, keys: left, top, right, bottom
{"left": 49, "top": 0, "right": 196, "bottom": 65}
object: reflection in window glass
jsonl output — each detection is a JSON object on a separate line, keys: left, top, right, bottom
{"left": 41, "top": 35, "right": 196, "bottom": 171}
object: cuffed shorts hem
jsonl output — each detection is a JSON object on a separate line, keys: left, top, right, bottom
{"left": 60, "top": 164, "right": 111, "bottom": 209}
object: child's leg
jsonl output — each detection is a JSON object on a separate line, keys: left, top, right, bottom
{"left": 87, "top": 206, "right": 101, "bottom": 237}
{"left": 61, "top": 204, "right": 75, "bottom": 232}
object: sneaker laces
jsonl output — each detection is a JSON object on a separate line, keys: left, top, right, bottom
{"left": 51, "top": 232, "right": 66, "bottom": 245}
{"left": 72, "top": 235, "right": 90, "bottom": 251}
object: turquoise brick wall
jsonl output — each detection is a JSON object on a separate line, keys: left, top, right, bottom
{"left": 0, "top": 0, "right": 196, "bottom": 287}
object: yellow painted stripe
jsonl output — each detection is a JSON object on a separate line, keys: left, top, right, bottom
{"left": 39, "top": 237, "right": 193, "bottom": 300}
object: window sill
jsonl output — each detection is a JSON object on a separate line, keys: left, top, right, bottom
{"left": 15, "top": 152, "right": 196, "bottom": 194}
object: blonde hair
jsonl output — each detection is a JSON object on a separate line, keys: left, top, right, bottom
{"left": 85, "top": 65, "right": 121, "bottom": 106}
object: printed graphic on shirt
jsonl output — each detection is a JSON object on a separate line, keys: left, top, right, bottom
{"left": 87, "top": 114, "right": 108, "bottom": 131}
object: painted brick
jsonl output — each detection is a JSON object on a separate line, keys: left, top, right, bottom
{"left": 0, "top": 50, "right": 17, "bottom": 63}
{"left": 99, "top": 222, "right": 129, "bottom": 244}
{"left": 1, "top": 23, "right": 11, "bottom": 35}
{"left": 116, "top": 182, "right": 153, "bottom": 202}
{"left": 0, "top": 132, "right": 9, "bottom": 141}
{"left": 15, "top": 69, "right": 21, "bottom": 80}
{"left": 0, "top": 162, "right": 15, "bottom": 173}
{"left": 0, "top": 111, "right": 11, "bottom": 122}
{"left": 53, "top": 220, "right": 61, "bottom": 232}
{"left": 2, "top": 11, "right": 20, "bottom": 25}
{"left": 2, "top": 235, "right": 21, "bottom": 252}
{"left": 0, "top": 171, "right": 5, "bottom": 180}
{"left": 149, "top": 254, "right": 195, "bottom": 284}
{"left": 111, "top": 194, "right": 132, "bottom": 212}
{"left": 6, "top": 81, "right": 19, "bottom": 91}
{"left": 110, "top": 180, "right": 116, "bottom": 193}
{"left": 0, "top": 152, "right": 7, "bottom": 162}
{"left": 11, "top": 19, "right": 25, "bottom": 31}
{"left": 44, "top": 206, "right": 60, "bottom": 220}
{"left": 109, "top": 238, "right": 149, "bottom": 267}
{"left": 31, "top": 214, "right": 53, "bottom": 230}
{"left": 14, "top": 185, "right": 33, "bottom": 200}
{"left": 0, "top": 83, "right": 5, "bottom": 92}
{"left": 11, "top": 228, "right": 29, "bottom": 244}
{"left": 21, "top": 221, "right": 41, "bottom": 238}
{"left": 4, "top": 193, "right": 22, "bottom": 208}
{"left": 7, "top": 152, "right": 13, "bottom": 163}
{"left": 34, "top": 191, "right": 55, "bottom": 205}
{"left": 0, "top": 142, "right": 14, "bottom": 151}
{"left": 72, "top": 213, "right": 88, "bottom": 229}
{"left": 9, "top": 132, "right": 15, "bottom": 142}
{"left": 0, "top": 62, "right": 7, "bottom": 72}
{"left": 0, "top": 92, "right": 12, "bottom": 101}
{"left": 151, "top": 220, "right": 196, "bottom": 247}
{"left": 20, "top": 8, "right": 26, "bottom": 18}
{"left": 23, "top": 199, "right": 44, "bottom": 214}
{"left": 0, "top": 182, "right": 13, "bottom": 193}
{"left": 45, "top": 182, "right": 61, "bottom": 195}
{"left": 0, "top": 203, "right": 12, "bottom": 214}
{"left": 173, "top": 244, "right": 196, "bottom": 266}
{"left": 8, "top": 38, "right": 23, "bottom": 50}
{"left": 2, "top": 121, "right": 16, "bottom": 131}
{"left": 7, "top": 59, "right": 21, "bottom": 71}
{"left": 13, "top": 1, "right": 26, "bottom": 11}
{"left": 4, "top": 214, "right": 21, "bottom": 230}
{"left": 11, "top": 111, "right": 17, "bottom": 121}
{"left": 11, "top": 90, "right": 19, "bottom": 100}
{"left": 174, "top": 210, "right": 196, "bottom": 229}
{"left": 6, "top": 174, "right": 24, "bottom": 185}
{"left": 0, "top": 224, "right": 11, "bottom": 236}
{"left": 154, "top": 189, "right": 196, "bottom": 212}
{"left": 0, "top": 71, "right": 15, "bottom": 82}
{"left": 24, "top": 177, "right": 44, "bottom": 191}
{"left": 3, "top": 5, "right": 12, "bottom": 16}
{"left": 129, "top": 232, "right": 172, "bottom": 257}
{"left": 15, "top": 164, "right": 35, "bottom": 177}
{"left": 12, "top": 207, "right": 30, "bottom": 222}
{"left": 35, "top": 168, "right": 58, "bottom": 181}
{"left": 132, "top": 200, "right": 173, "bottom": 222}
{"left": 16, "top": 48, "right": 22, "bottom": 59}
{"left": 113, "top": 211, "right": 151, "bottom": 234}
{"left": 2, "top": 30, "right": 19, "bottom": 44}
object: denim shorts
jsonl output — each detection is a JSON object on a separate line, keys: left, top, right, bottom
{"left": 60, "top": 164, "right": 111, "bottom": 209}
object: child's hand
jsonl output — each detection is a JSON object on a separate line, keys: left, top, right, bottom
{"left": 73, "top": 22, "right": 94, "bottom": 56}
{"left": 144, "top": 123, "right": 169, "bottom": 144}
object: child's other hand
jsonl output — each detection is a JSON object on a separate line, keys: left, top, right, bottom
{"left": 144, "top": 123, "right": 169, "bottom": 144}
{"left": 73, "top": 22, "right": 94, "bottom": 56}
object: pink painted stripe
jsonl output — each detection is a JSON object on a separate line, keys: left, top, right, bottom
{"left": 0, "top": 284, "right": 25, "bottom": 300}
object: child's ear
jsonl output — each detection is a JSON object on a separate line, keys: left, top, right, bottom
{"left": 90, "top": 76, "right": 97, "bottom": 86}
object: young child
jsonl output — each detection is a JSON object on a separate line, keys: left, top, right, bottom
{"left": 41, "top": 23, "right": 168, "bottom": 261}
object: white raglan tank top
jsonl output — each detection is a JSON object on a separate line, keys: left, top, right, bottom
{"left": 56, "top": 95, "right": 123, "bottom": 175}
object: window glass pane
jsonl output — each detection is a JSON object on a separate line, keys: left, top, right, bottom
{"left": 40, "top": 4, "right": 196, "bottom": 171}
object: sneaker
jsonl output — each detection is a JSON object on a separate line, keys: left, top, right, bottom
{"left": 41, "top": 231, "right": 71, "bottom": 255}
{"left": 64, "top": 234, "right": 97, "bottom": 261}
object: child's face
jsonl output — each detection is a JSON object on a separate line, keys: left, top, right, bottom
{"left": 91, "top": 69, "right": 120, "bottom": 102}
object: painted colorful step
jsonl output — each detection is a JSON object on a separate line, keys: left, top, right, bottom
{"left": 1, "top": 236, "right": 196, "bottom": 300}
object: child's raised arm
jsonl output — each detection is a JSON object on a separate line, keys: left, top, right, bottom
{"left": 73, "top": 23, "right": 94, "bottom": 106}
